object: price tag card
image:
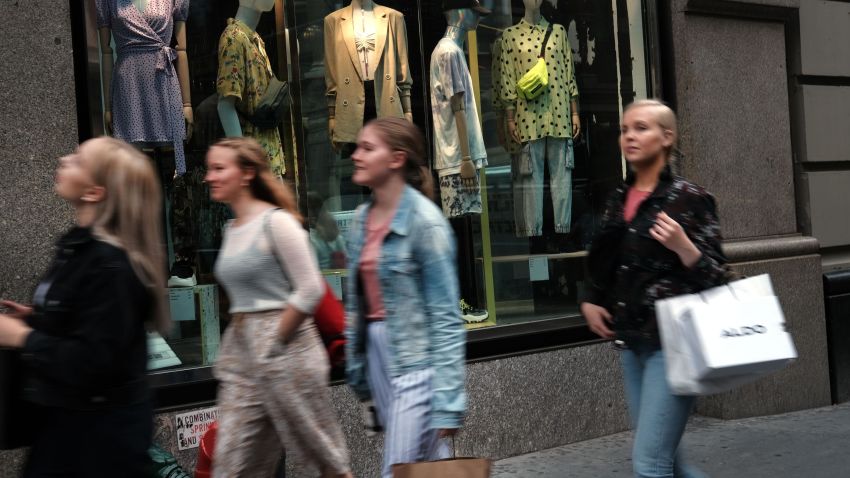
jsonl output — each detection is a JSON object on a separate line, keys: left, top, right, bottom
{"left": 168, "top": 287, "right": 195, "bottom": 321}
{"left": 529, "top": 257, "right": 549, "bottom": 282}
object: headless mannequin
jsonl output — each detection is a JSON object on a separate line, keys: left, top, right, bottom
{"left": 443, "top": 8, "right": 481, "bottom": 189}
{"left": 327, "top": 0, "right": 413, "bottom": 150}
{"left": 99, "top": 0, "right": 194, "bottom": 141}
{"left": 440, "top": 8, "right": 486, "bottom": 316}
{"left": 505, "top": 0, "right": 579, "bottom": 143}
{"left": 217, "top": 0, "right": 276, "bottom": 137}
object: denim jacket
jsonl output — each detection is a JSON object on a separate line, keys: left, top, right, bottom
{"left": 345, "top": 186, "right": 467, "bottom": 429}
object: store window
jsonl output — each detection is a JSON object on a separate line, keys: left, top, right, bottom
{"left": 77, "top": 0, "right": 652, "bottom": 375}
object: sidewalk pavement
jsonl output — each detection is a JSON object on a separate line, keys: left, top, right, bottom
{"left": 492, "top": 402, "right": 850, "bottom": 477}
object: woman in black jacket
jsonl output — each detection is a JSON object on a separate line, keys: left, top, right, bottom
{"left": 0, "top": 137, "right": 169, "bottom": 477}
{"left": 581, "top": 100, "right": 727, "bottom": 478}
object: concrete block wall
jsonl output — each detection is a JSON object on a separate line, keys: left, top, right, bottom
{"left": 796, "top": 1, "right": 850, "bottom": 260}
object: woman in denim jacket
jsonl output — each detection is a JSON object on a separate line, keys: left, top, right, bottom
{"left": 345, "top": 117, "right": 466, "bottom": 478}
{"left": 581, "top": 100, "right": 727, "bottom": 478}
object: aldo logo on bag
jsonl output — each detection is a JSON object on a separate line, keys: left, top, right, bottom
{"left": 721, "top": 325, "right": 767, "bottom": 338}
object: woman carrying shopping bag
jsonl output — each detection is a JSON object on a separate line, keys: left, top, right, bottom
{"left": 0, "top": 138, "right": 167, "bottom": 477}
{"left": 345, "top": 117, "right": 467, "bottom": 478}
{"left": 205, "top": 138, "right": 351, "bottom": 478}
{"left": 580, "top": 100, "right": 728, "bottom": 478}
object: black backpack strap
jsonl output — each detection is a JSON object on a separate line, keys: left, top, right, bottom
{"left": 539, "top": 25, "right": 554, "bottom": 59}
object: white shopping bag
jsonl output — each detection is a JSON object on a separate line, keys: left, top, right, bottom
{"left": 656, "top": 274, "right": 797, "bottom": 396}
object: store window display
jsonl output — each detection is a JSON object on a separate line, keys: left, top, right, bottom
{"left": 77, "top": 0, "right": 654, "bottom": 376}
{"left": 216, "top": 0, "right": 286, "bottom": 178}
{"left": 96, "top": 0, "right": 193, "bottom": 175}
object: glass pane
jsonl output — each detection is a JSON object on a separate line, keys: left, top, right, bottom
{"left": 83, "top": 1, "right": 292, "bottom": 372}
{"left": 469, "top": 0, "right": 650, "bottom": 327}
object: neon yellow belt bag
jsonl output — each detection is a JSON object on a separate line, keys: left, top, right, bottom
{"left": 516, "top": 25, "right": 554, "bottom": 101}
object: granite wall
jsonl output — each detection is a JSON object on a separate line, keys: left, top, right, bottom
{"left": 151, "top": 343, "right": 630, "bottom": 476}
{"left": 667, "top": 0, "right": 831, "bottom": 418}
{"left": 0, "top": 0, "right": 79, "bottom": 474}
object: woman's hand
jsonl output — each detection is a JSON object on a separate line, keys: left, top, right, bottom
{"left": 0, "top": 314, "right": 32, "bottom": 348}
{"left": 581, "top": 302, "right": 615, "bottom": 339}
{"left": 650, "top": 212, "right": 702, "bottom": 268}
{"left": 0, "top": 300, "right": 33, "bottom": 319}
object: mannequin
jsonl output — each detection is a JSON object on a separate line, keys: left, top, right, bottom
{"left": 430, "top": 2, "right": 489, "bottom": 214}
{"left": 216, "top": 0, "right": 286, "bottom": 177}
{"left": 430, "top": 0, "right": 491, "bottom": 323}
{"left": 324, "top": 0, "right": 413, "bottom": 150}
{"left": 499, "top": 0, "right": 580, "bottom": 237}
{"left": 97, "top": 0, "right": 193, "bottom": 174}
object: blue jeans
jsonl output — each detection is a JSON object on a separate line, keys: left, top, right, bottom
{"left": 620, "top": 346, "right": 706, "bottom": 478}
{"left": 513, "top": 136, "right": 573, "bottom": 236}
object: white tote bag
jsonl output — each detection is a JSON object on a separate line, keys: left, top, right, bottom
{"left": 656, "top": 274, "right": 797, "bottom": 396}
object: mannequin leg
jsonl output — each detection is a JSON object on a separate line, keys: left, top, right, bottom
{"left": 548, "top": 138, "right": 573, "bottom": 235}
{"left": 438, "top": 174, "right": 487, "bottom": 323}
{"left": 516, "top": 139, "right": 546, "bottom": 238}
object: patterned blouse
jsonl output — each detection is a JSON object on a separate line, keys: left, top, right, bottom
{"left": 216, "top": 18, "right": 285, "bottom": 176}
{"left": 498, "top": 17, "right": 580, "bottom": 143}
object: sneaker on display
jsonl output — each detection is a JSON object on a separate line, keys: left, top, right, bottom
{"left": 167, "top": 259, "right": 197, "bottom": 288}
{"left": 459, "top": 299, "right": 489, "bottom": 323}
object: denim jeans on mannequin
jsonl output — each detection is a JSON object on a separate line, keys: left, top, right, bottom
{"left": 513, "top": 136, "right": 573, "bottom": 236}
{"left": 620, "top": 345, "right": 707, "bottom": 478}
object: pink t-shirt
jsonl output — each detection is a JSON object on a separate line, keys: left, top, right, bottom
{"left": 359, "top": 211, "right": 393, "bottom": 321}
{"left": 624, "top": 187, "right": 652, "bottom": 223}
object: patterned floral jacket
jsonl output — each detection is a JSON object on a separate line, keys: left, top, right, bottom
{"left": 584, "top": 166, "right": 728, "bottom": 348}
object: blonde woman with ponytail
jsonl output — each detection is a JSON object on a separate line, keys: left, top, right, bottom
{"left": 344, "top": 118, "right": 465, "bottom": 478}
{"left": 205, "top": 137, "right": 351, "bottom": 478}
{"left": 0, "top": 137, "right": 168, "bottom": 477}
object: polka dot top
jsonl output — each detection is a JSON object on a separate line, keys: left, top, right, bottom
{"left": 497, "top": 17, "right": 579, "bottom": 143}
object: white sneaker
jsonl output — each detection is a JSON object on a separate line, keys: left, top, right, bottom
{"left": 460, "top": 299, "right": 489, "bottom": 323}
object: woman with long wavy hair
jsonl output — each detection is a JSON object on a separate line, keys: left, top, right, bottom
{"left": 0, "top": 137, "right": 169, "bottom": 477}
{"left": 205, "top": 137, "right": 351, "bottom": 478}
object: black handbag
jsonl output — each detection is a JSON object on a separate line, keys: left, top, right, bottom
{"left": 0, "top": 348, "right": 31, "bottom": 449}
{"left": 240, "top": 77, "right": 291, "bottom": 129}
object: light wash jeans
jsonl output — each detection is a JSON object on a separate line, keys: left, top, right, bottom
{"left": 620, "top": 346, "right": 707, "bottom": 478}
{"left": 513, "top": 136, "right": 574, "bottom": 236}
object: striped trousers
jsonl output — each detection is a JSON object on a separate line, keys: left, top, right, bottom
{"left": 366, "top": 321, "right": 451, "bottom": 478}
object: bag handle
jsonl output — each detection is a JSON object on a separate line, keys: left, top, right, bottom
{"left": 538, "top": 25, "right": 554, "bottom": 59}
{"left": 263, "top": 208, "right": 290, "bottom": 283}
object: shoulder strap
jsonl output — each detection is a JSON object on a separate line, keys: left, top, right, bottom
{"left": 539, "top": 25, "right": 554, "bottom": 59}
{"left": 263, "top": 208, "right": 290, "bottom": 283}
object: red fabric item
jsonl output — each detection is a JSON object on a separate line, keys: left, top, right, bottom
{"left": 314, "top": 282, "right": 346, "bottom": 367}
{"left": 624, "top": 187, "right": 652, "bottom": 223}
{"left": 194, "top": 421, "right": 218, "bottom": 478}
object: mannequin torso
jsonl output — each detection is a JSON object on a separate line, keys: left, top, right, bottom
{"left": 217, "top": 3, "right": 265, "bottom": 138}
{"left": 215, "top": 0, "right": 286, "bottom": 176}
{"left": 502, "top": 0, "right": 580, "bottom": 144}
{"left": 352, "top": 0, "right": 377, "bottom": 81}
{"left": 439, "top": 9, "right": 481, "bottom": 183}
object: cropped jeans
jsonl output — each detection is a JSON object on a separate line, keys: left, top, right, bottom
{"left": 620, "top": 345, "right": 706, "bottom": 478}
{"left": 513, "top": 136, "right": 574, "bottom": 236}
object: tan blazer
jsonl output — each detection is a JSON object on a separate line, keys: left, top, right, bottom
{"left": 324, "top": 4, "right": 412, "bottom": 143}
